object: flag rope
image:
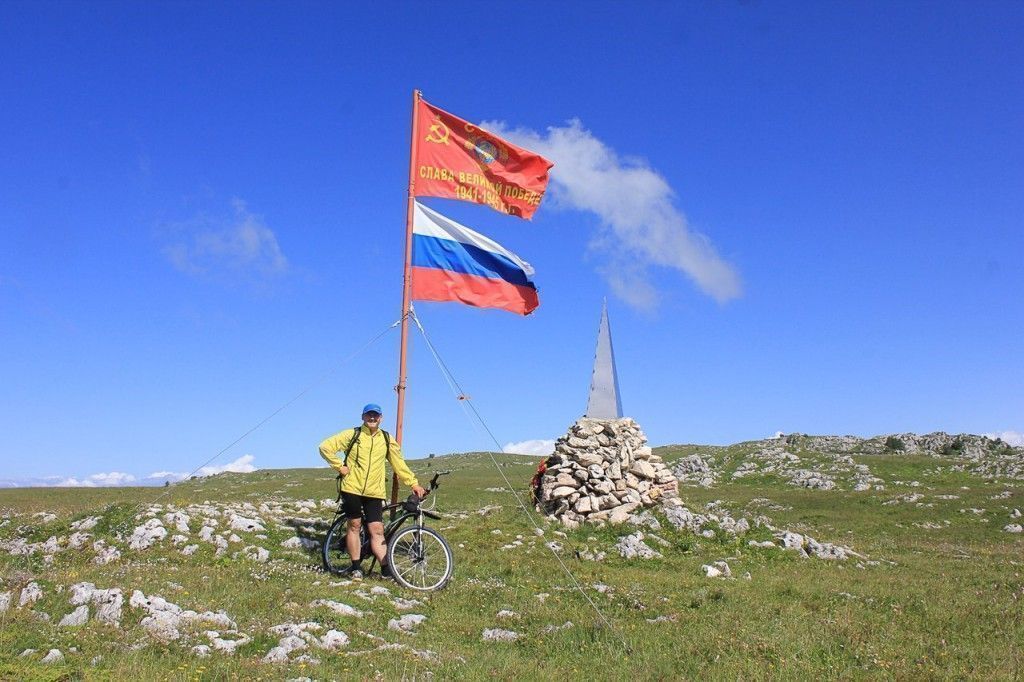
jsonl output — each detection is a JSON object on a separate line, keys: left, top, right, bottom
{"left": 112, "top": 317, "right": 404, "bottom": 531}
{"left": 409, "top": 307, "right": 632, "bottom": 652}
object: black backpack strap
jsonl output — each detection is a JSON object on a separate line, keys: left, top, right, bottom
{"left": 343, "top": 426, "right": 363, "bottom": 465}
{"left": 383, "top": 430, "right": 391, "bottom": 458}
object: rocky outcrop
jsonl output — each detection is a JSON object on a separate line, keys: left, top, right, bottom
{"left": 672, "top": 455, "right": 718, "bottom": 487}
{"left": 534, "top": 417, "right": 679, "bottom": 528}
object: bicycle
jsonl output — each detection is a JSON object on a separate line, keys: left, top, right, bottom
{"left": 322, "top": 470, "right": 454, "bottom": 591}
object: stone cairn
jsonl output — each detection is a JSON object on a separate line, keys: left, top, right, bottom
{"left": 535, "top": 417, "right": 679, "bottom": 528}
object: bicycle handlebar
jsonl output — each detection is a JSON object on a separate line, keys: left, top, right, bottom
{"left": 429, "top": 470, "right": 451, "bottom": 491}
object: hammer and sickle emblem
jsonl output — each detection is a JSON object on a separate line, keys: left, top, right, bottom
{"left": 425, "top": 117, "right": 450, "bottom": 145}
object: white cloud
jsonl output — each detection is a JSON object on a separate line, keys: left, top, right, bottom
{"left": 985, "top": 430, "right": 1024, "bottom": 447}
{"left": 53, "top": 477, "right": 97, "bottom": 487}
{"left": 503, "top": 439, "right": 555, "bottom": 457}
{"left": 197, "top": 454, "right": 257, "bottom": 477}
{"left": 482, "top": 119, "right": 742, "bottom": 309}
{"left": 145, "top": 471, "right": 190, "bottom": 483}
{"left": 164, "top": 198, "right": 288, "bottom": 278}
{"left": 48, "top": 472, "right": 137, "bottom": 488}
{"left": 90, "top": 471, "right": 136, "bottom": 486}
{"left": 5, "top": 455, "right": 260, "bottom": 490}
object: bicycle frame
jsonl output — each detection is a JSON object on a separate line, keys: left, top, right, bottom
{"left": 328, "top": 503, "right": 426, "bottom": 564}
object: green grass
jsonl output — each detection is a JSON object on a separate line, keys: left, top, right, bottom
{"left": 1, "top": 446, "right": 1022, "bottom": 680}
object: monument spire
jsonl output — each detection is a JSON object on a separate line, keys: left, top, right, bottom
{"left": 585, "top": 299, "right": 623, "bottom": 419}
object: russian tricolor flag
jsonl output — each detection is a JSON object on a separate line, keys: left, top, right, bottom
{"left": 411, "top": 201, "right": 539, "bottom": 315}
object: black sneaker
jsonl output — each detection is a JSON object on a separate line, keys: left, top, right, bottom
{"left": 380, "top": 563, "right": 394, "bottom": 580}
{"left": 340, "top": 566, "right": 363, "bottom": 581}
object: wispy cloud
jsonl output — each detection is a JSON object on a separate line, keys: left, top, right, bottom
{"left": 197, "top": 454, "right": 258, "bottom": 476}
{"left": 145, "top": 470, "right": 190, "bottom": 483}
{"left": 483, "top": 119, "right": 742, "bottom": 309}
{"left": 985, "top": 430, "right": 1024, "bottom": 447}
{"left": 503, "top": 439, "right": 555, "bottom": 457}
{"left": 50, "top": 472, "right": 137, "bottom": 488}
{"left": 148, "top": 454, "right": 259, "bottom": 481}
{"left": 2, "top": 455, "right": 260, "bottom": 489}
{"left": 163, "top": 198, "right": 288, "bottom": 280}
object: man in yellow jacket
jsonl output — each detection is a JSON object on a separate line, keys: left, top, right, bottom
{"left": 319, "top": 403, "right": 426, "bottom": 579}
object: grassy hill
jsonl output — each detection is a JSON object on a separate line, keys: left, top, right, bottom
{"left": 1, "top": 437, "right": 1022, "bottom": 680}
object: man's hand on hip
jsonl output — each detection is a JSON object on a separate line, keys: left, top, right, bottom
{"left": 338, "top": 466, "right": 349, "bottom": 476}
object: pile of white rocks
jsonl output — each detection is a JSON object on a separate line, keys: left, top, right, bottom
{"left": 534, "top": 417, "right": 679, "bottom": 528}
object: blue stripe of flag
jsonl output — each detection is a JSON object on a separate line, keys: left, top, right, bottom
{"left": 411, "top": 234, "right": 536, "bottom": 289}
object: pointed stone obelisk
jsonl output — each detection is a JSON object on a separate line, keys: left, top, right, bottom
{"left": 585, "top": 300, "right": 623, "bottom": 419}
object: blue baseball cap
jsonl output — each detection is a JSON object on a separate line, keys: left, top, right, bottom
{"left": 361, "top": 403, "right": 383, "bottom": 416}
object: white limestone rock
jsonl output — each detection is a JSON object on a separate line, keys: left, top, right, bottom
{"left": 93, "top": 540, "right": 121, "bottom": 565}
{"left": 702, "top": 561, "right": 732, "bottom": 579}
{"left": 319, "top": 629, "right": 350, "bottom": 649}
{"left": 68, "top": 532, "right": 91, "bottom": 550}
{"left": 672, "top": 455, "right": 718, "bottom": 487}
{"left": 41, "top": 649, "right": 64, "bottom": 664}
{"left": 71, "top": 516, "right": 100, "bottom": 531}
{"left": 388, "top": 613, "right": 427, "bottom": 634}
{"left": 392, "top": 597, "right": 423, "bottom": 611}
{"left": 94, "top": 588, "right": 124, "bottom": 625}
{"left": 614, "top": 532, "right": 662, "bottom": 559}
{"left": 229, "top": 514, "right": 266, "bottom": 533}
{"left": 130, "top": 590, "right": 236, "bottom": 642}
{"left": 60, "top": 605, "right": 90, "bottom": 627}
{"left": 608, "top": 502, "right": 642, "bottom": 525}
{"left": 207, "top": 630, "right": 251, "bottom": 654}
{"left": 244, "top": 546, "right": 270, "bottom": 563}
{"left": 263, "top": 634, "right": 307, "bottom": 663}
{"left": 482, "top": 628, "right": 520, "bottom": 641}
{"left": 19, "top": 582, "right": 43, "bottom": 607}
{"left": 128, "top": 519, "right": 167, "bottom": 550}
{"left": 164, "top": 512, "right": 191, "bottom": 533}
{"left": 310, "top": 599, "right": 364, "bottom": 618}
{"left": 280, "top": 536, "right": 319, "bottom": 550}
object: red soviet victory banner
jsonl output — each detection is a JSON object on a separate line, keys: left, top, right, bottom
{"left": 413, "top": 98, "right": 554, "bottom": 220}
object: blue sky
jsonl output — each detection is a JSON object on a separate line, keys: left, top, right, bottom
{"left": 1, "top": 1, "right": 1022, "bottom": 486}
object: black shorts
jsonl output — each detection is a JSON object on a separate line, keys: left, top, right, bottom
{"left": 340, "top": 492, "right": 383, "bottom": 524}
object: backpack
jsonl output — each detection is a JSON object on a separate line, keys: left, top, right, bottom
{"left": 343, "top": 426, "right": 391, "bottom": 465}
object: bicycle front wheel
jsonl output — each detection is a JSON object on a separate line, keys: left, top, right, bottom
{"left": 386, "top": 526, "right": 453, "bottom": 591}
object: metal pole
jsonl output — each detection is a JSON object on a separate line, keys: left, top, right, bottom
{"left": 393, "top": 89, "right": 421, "bottom": 506}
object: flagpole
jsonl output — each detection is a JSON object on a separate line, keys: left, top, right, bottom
{"left": 393, "top": 89, "right": 421, "bottom": 506}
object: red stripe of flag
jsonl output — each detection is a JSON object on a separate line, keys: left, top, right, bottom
{"left": 413, "top": 98, "right": 553, "bottom": 220}
{"left": 411, "top": 266, "right": 539, "bottom": 316}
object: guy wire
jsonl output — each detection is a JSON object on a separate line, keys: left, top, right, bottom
{"left": 114, "top": 317, "right": 404, "bottom": 532}
{"left": 410, "top": 307, "right": 632, "bottom": 653}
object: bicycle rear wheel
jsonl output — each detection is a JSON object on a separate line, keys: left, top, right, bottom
{"left": 386, "top": 526, "right": 453, "bottom": 591}
{"left": 322, "top": 516, "right": 368, "bottom": 574}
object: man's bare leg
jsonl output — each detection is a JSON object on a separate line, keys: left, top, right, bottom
{"left": 346, "top": 518, "right": 362, "bottom": 561}
{"left": 368, "top": 521, "right": 387, "bottom": 566}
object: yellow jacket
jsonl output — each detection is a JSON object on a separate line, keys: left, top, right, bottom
{"left": 318, "top": 426, "right": 419, "bottom": 500}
